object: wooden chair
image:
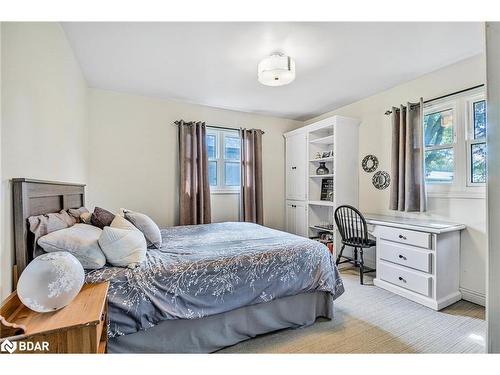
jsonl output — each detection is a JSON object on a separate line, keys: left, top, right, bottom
{"left": 334, "top": 205, "right": 376, "bottom": 284}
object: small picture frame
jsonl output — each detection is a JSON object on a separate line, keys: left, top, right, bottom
{"left": 321, "top": 151, "right": 332, "bottom": 158}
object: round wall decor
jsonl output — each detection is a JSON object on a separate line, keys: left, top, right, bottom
{"left": 362, "top": 154, "right": 379, "bottom": 173}
{"left": 372, "top": 171, "right": 390, "bottom": 190}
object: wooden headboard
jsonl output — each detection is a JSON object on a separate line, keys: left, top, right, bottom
{"left": 12, "top": 178, "right": 86, "bottom": 276}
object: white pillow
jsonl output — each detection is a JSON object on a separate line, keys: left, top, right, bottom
{"left": 121, "top": 208, "right": 162, "bottom": 249}
{"left": 98, "top": 225, "right": 147, "bottom": 269}
{"left": 110, "top": 214, "right": 138, "bottom": 231}
{"left": 38, "top": 224, "right": 106, "bottom": 269}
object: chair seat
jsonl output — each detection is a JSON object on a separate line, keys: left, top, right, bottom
{"left": 342, "top": 237, "right": 376, "bottom": 248}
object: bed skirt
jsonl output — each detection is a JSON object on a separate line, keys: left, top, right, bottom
{"left": 108, "top": 291, "right": 334, "bottom": 353}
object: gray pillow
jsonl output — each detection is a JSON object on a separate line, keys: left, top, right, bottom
{"left": 91, "top": 207, "right": 115, "bottom": 229}
{"left": 28, "top": 210, "right": 76, "bottom": 255}
{"left": 68, "top": 207, "right": 89, "bottom": 223}
{"left": 38, "top": 224, "right": 106, "bottom": 269}
{"left": 122, "top": 209, "right": 162, "bottom": 249}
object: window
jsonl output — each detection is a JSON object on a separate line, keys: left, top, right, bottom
{"left": 424, "top": 108, "right": 455, "bottom": 183}
{"left": 207, "top": 127, "right": 241, "bottom": 192}
{"left": 423, "top": 87, "right": 486, "bottom": 198}
{"left": 469, "top": 100, "right": 487, "bottom": 184}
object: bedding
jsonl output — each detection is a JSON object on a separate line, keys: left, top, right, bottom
{"left": 91, "top": 206, "right": 115, "bottom": 229}
{"left": 28, "top": 210, "right": 76, "bottom": 256}
{"left": 68, "top": 207, "right": 89, "bottom": 223}
{"left": 38, "top": 223, "right": 106, "bottom": 269}
{"left": 122, "top": 208, "right": 162, "bottom": 248}
{"left": 98, "top": 217, "right": 147, "bottom": 268}
{"left": 85, "top": 222, "right": 344, "bottom": 339}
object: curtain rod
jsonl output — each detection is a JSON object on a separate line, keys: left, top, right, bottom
{"left": 384, "top": 84, "right": 485, "bottom": 116}
{"left": 173, "top": 122, "right": 265, "bottom": 134}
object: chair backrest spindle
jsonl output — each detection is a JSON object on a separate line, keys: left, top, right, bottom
{"left": 334, "top": 205, "right": 369, "bottom": 247}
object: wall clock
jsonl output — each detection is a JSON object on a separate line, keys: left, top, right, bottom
{"left": 372, "top": 171, "right": 390, "bottom": 190}
{"left": 362, "top": 154, "right": 379, "bottom": 173}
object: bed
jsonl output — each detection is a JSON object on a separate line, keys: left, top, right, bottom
{"left": 12, "top": 178, "right": 345, "bottom": 353}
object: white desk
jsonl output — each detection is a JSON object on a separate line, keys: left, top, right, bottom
{"left": 364, "top": 213, "right": 465, "bottom": 310}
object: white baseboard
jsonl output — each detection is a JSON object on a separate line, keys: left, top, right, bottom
{"left": 460, "top": 287, "right": 486, "bottom": 307}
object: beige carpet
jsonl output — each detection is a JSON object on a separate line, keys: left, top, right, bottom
{"left": 219, "top": 268, "right": 486, "bottom": 353}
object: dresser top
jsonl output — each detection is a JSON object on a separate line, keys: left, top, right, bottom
{"left": 1, "top": 282, "right": 109, "bottom": 338}
{"left": 364, "top": 213, "right": 466, "bottom": 234}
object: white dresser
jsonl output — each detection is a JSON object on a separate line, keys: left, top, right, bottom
{"left": 366, "top": 214, "right": 465, "bottom": 311}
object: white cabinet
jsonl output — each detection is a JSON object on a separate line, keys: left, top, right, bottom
{"left": 286, "top": 200, "right": 307, "bottom": 237}
{"left": 284, "top": 115, "right": 360, "bottom": 249}
{"left": 368, "top": 215, "right": 465, "bottom": 310}
{"left": 285, "top": 132, "right": 307, "bottom": 201}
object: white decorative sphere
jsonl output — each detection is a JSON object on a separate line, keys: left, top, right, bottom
{"left": 17, "top": 252, "right": 85, "bottom": 313}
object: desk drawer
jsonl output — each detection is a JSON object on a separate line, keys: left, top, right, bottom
{"left": 378, "top": 226, "right": 431, "bottom": 249}
{"left": 379, "top": 241, "right": 432, "bottom": 273}
{"left": 379, "top": 261, "right": 432, "bottom": 297}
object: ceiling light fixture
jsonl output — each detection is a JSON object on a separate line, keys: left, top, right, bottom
{"left": 258, "top": 53, "right": 296, "bottom": 87}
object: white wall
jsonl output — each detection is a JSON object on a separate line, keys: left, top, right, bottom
{"left": 486, "top": 22, "right": 500, "bottom": 353}
{"left": 305, "top": 55, "right": 487, "bottom": 304}
{"left": 87, "top": 88, "right": 302, "bottom": 230}
{"left": 0, "top": 23, "right": 88, "bottom": 300}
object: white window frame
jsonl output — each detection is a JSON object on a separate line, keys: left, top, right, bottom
{"left": 207, "top": 127, "right": 241, "bottom": 194}
{"left": 424, "top": 87, "right": 486, "bottom": 199}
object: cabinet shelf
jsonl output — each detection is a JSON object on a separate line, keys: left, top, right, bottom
{"left": 309, "top": 135, "right": 334, "bottom": 144}
{"left": 309, "top": 225, "right": 335, "bottom": 233}
{"left": 308, "top": 200, "right": 335, "bottom": 207}
{"left": 309, "top": 174, "right": 334, "bottom": 178}
{"left": 309, "top": 156, "right": 334, "bottom": 162}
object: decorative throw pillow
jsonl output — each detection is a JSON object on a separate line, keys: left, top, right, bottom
{"left": 110, "top": 214, "right": 138, "bottom": 231}
{"left": 68, "top": 207, "right": 89, "bottom": 223}
{"left": 80, "top": 212, "right": 92, "bottom": 224}
{"left": 122, "top": 208, "right": 162, "bottom": 249}
{"left": 98, "top": 226, "right": 147, "bottom": 269}
{"left": 91, "top": 207, "right": 115, "bottom": 229}
{"left": 38, "top": 224, "right": 106, "bottom": 269}
{"left": 28, "top": 210, "right": 76, "bottom": 255}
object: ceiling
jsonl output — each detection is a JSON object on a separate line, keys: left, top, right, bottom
{"left": 62, "top": 22, "right": 484, "bottom": 121}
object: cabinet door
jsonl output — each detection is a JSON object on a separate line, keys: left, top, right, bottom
{"left": 294, "top": 201, "right": 308, "bottom": 237}
{"left": 286, "top": 201, "right": 307, "bottom": 237}
{"left": 285, "top": 133, "right": 307, "bottom": 200}
{"left": 285, "top": 201, "right": 296, "bottom": 234}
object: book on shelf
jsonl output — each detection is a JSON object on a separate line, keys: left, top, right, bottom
{"left": 320, "top": 178, "right": 333, "bottom": 201}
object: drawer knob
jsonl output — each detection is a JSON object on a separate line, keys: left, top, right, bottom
{"left": 398, "top": 276, "right": 407, "bottom": 283}
{"left": 398, "top": 254, "right": 407, "bottom": 260}
{"left": 291, "top": 166, "right": 297, "bottom": 170}
{"left": 398, "top": 234, "right": 407, "bottom": 240}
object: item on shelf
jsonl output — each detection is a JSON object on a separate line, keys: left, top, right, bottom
{"left": 316, "top": 223, "right": 334, "bottom": 230}
{"left": 362, "top": 154, "right": 379, "bottom": 173}
{"left": 320, "top": 178, "right": 334, "bottom": 201}
{"left": 321, "top": 151, "right": 333, "bottom": 158}
{"left": 315, "top": 152, "right": 323, "bottom": 159}
{"left": 319, "top": 232, "right": 333, "bottom": 241}
{"left": 16, "top": 252, "right": 85, "bottom": 313}
{"left": 316, "top": 162, "right": 330, "bottom": 175}
{"left": 372, "top": 170, "right": 391, "bottom": 190}
{"left": 326, "top": 242, "right": 334, "bottom": 254}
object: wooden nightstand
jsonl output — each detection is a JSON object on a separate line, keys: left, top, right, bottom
{"left": 0, "top": 282, "right": 109, "bottom": 354}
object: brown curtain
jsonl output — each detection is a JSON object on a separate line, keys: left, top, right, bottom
{"left": 177, "top": 120, "right": 211, "bottom": 225}
{"left": 240, "top": 128, "right": 263, "bottom": 225}
{"left": 389, "top": 98, "right": 427, "bottom": 212}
